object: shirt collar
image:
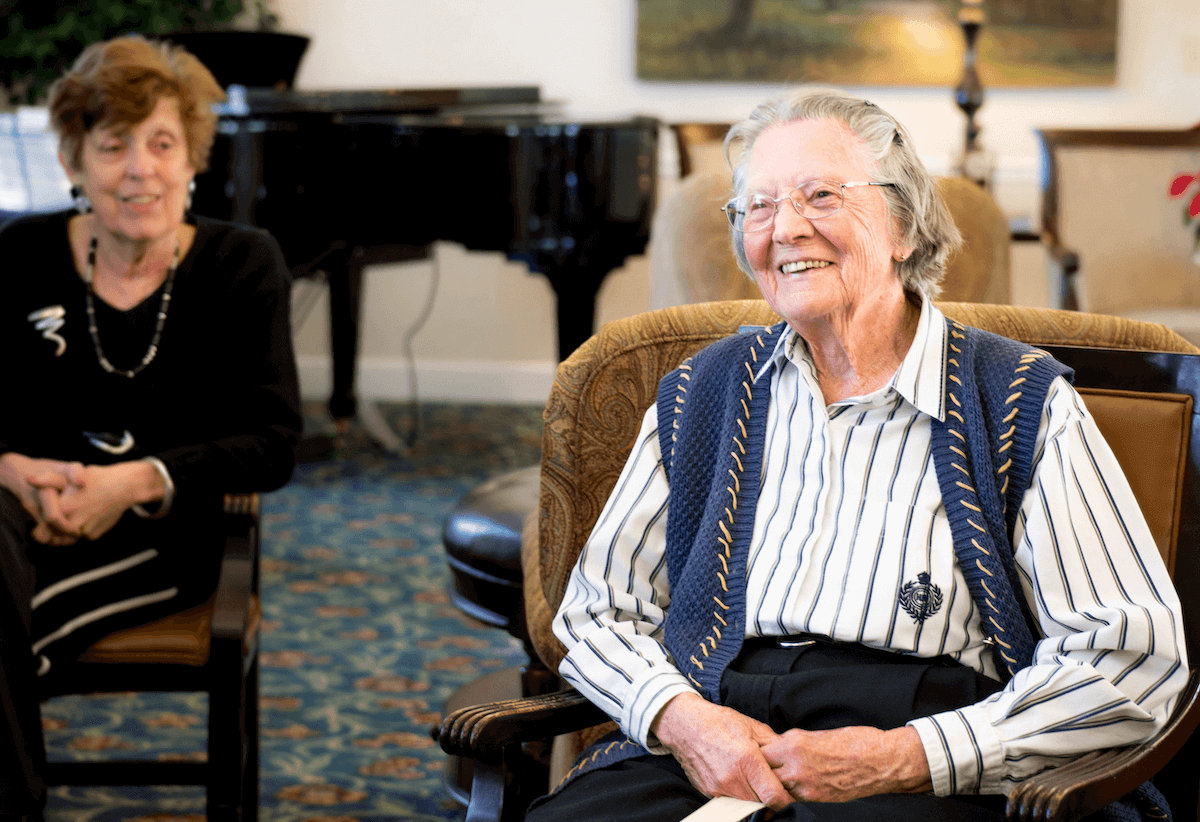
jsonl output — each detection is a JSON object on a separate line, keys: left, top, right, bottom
{"left": 893, "top": 297, "right": 948, "bottom": 420}
{"left": 755, "top": 298, "right": 948, "bottom": 421}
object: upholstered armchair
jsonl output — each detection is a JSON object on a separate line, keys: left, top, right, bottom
{"left": 650, "top": 122, "right": 1013, "bottom": 311}
{"left": 648, "top": 171, "right": 1012, "bottom": 310}
{"left": 438, "top": 300, "right": 1200, "bottom": 822}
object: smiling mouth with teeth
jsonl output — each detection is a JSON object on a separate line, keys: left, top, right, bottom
{"left": 780, "top": 260, "right": 832, "bottom": 274}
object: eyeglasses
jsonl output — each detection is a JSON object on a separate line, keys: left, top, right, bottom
{"left": 721, "top": 180, "right": 897, "bottom": 234}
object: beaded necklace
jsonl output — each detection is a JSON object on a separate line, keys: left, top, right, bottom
{"left": 83, "top": 234, "right": 180, "bottom": 379}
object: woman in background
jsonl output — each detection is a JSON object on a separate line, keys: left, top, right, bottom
{"left": 0, "top": 34, "right": 301, "bottom": 817}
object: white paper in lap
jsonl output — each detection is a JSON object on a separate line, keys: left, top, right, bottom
{"left": 679, "top": 796, "right": 769, "bottom": 822}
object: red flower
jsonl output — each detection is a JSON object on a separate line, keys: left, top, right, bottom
{"left": 1169, "top": 173, "right": 1200, "bottom": 219}
{"left": 1169, "top": 173, "right": 1196, "bottom": 197}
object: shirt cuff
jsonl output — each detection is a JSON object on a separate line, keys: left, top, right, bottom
{"left": 624, "top": 667, "right": 700, "bottom": 752}
{"left": 131, "top": 455, "right": 175, "bottom": 519}
{"left": 909, "top": 704, "right": 1005, "bottom": 796}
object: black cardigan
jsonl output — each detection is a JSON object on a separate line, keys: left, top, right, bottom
{"left": 0, "top": 210, "right": 302, "bottom": 505}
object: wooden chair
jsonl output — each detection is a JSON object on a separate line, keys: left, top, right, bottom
{"left": 37, "top": 493, "right": 264, "bottom": 822}
{"left": 670, "top": 122, "right": 735, "bottom": 179}
{"left": 438, "top": 300, "right": 1200, "bottom": 822}
{"left": 1037, "top": 128, "right": 1200, "bottom": 341}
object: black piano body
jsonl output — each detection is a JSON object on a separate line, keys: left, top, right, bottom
{"left": 190, "top": 86, "right": 659, "bottom": 421}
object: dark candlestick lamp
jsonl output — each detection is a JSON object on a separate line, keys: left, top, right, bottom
{"left": 955, "top": 0, "right": 994, "bottom": 188}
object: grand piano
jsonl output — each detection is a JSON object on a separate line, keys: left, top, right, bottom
{"left": 189, "top": 85, "right": 659, "bottom": 426}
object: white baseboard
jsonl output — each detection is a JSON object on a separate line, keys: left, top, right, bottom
{"left": 296, "top": 355, "right": 558, "bottom": 405}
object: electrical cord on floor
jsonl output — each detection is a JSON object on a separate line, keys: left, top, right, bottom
{"left": 401, "top": 257, "right": 441, "bottom": 447}
{"left": 291, "top": 271, "right": 328, "bottom": 331}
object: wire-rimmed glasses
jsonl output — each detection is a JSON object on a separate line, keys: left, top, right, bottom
{"left": 721, "top": 180, "right": 897, "bottom": 234}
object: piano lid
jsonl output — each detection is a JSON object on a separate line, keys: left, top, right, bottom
{"left": 215, "top": 85, "right": 541, "bottom": 117}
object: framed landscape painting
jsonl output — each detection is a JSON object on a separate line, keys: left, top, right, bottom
{"left": 636, "top": 0, "right": 1118, "bottom": 87}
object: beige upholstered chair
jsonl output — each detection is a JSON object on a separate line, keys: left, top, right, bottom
{"left": 651, "top": 123, "right": 1012, "bottom": 310}
{"left": 648, "top": 171, "right": 1012, "bottom": 309}
{"left": 439, "top": 300, "right": 1200, "bottom": 822}
{"left": 1038, "top": 128, "right": 1200, "bottom": 343}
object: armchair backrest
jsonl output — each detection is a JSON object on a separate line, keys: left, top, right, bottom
{"left": 647, "top": 174, "right": 1013, "bottom": 310}
{"left": 653, "top": 122, "right": 1012, "bottom": 310}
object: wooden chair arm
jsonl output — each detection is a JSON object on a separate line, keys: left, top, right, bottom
{"left": 211, "top": 493, "right": 260, "bottom": 642}
{"left": 223, "top": 492, "right": 260, "bottom": 519}
{"left": 1006, "top": 668, "right": 1200, "bottom": 822}
{"left": 1035, "top": 235, "right": 1081, "bottom": 311}
{"left": 436, "top": 687, "right": 608, "bottom": 763}
{"left": 436, "top": 649, "right": 1197, "bottom": 821}
{"left": 1040, "top": 239, "right": 1080, "bottom": 278}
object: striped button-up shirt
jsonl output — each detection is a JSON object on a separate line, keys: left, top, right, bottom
{"left": 553, "top": 300, "right": 1188, "bottom": 797}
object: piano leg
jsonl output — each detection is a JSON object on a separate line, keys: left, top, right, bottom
{"left": 548, "top": 265, "right": 607, "bottom": 361}
{"left": 325, "top": 250, "right": 363, "bottom": 423}
{"left": 322, "top": 243, "right": 433, "bottom": 453}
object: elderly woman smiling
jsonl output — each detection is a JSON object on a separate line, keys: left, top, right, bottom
{"left": 0, "top": 34, "right": 300, "bottom": 815}
{"left": 527, "top": 90, "right": 1187, "bottom": 822}
{"left": 728, "top": 109, "right": 953, "bottom": 405}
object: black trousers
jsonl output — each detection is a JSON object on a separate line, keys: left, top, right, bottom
{"left": 0, "top": 488, "right": 222, "bottom": 814}
{"left": 0, "top": 493, "right": 46, "bottom": 815}
{"left": 527, "top": 637, "right": 1009, "bottom": 822}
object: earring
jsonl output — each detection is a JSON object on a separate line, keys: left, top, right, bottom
{"left": 70, "top": 185, "right": 91, "bottom": 214}
{"left": 185, "top": 179, "right": 196, "bottom": 212}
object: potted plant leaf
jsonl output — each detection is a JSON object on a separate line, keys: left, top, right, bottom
{"left": 1, "top": 0, "right": 308, "bottom": 108}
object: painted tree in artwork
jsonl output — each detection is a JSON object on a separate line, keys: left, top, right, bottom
{"left": 705, "top": 0, "right": 846, "bottom": 46}
{"left": 990, "top": 0, "right": 1116, "bottom": 26}
{"left": 637, "top": 0, "right": 1115, "bottom": 85}
{"left": 707, "top": 0, "right": 755, "bottom": 46}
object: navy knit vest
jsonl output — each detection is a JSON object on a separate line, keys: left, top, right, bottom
{"left": 652, "top": 318, "right": 1068, "bottom": 694}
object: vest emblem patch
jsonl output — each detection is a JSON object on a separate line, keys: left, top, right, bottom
{"left": 899, "top": 572, "right": 943, "bottom": 623}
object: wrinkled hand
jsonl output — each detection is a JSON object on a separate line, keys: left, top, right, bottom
{"left": 56, "top": 461, "right": 162, "bottom": 541}
{"left": 0, "top": 452, "right": 83, "bottom": 545}
{"left": 651, "top": 692, "right": 792, "bottom": 811}
{"left": 760, "top": 725, "right": 932, "bottom": 804}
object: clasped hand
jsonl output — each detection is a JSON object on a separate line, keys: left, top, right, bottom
{"left": 0, "top": 453, "right": 158, "bottom": 545}
{"left": 650, "top": 693, "right": 933, "bottom": 812}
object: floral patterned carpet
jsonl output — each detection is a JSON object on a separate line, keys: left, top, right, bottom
{"left": 41, "top": 402, "right": 545, "bottom": 822}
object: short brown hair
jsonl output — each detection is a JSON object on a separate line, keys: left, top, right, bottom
{"left": 49, "top": 34, "right": 225, "bottom": 173}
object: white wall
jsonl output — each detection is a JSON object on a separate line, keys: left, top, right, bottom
{"left": 279, "top": 0, "right": 1200, "bottom": 405}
